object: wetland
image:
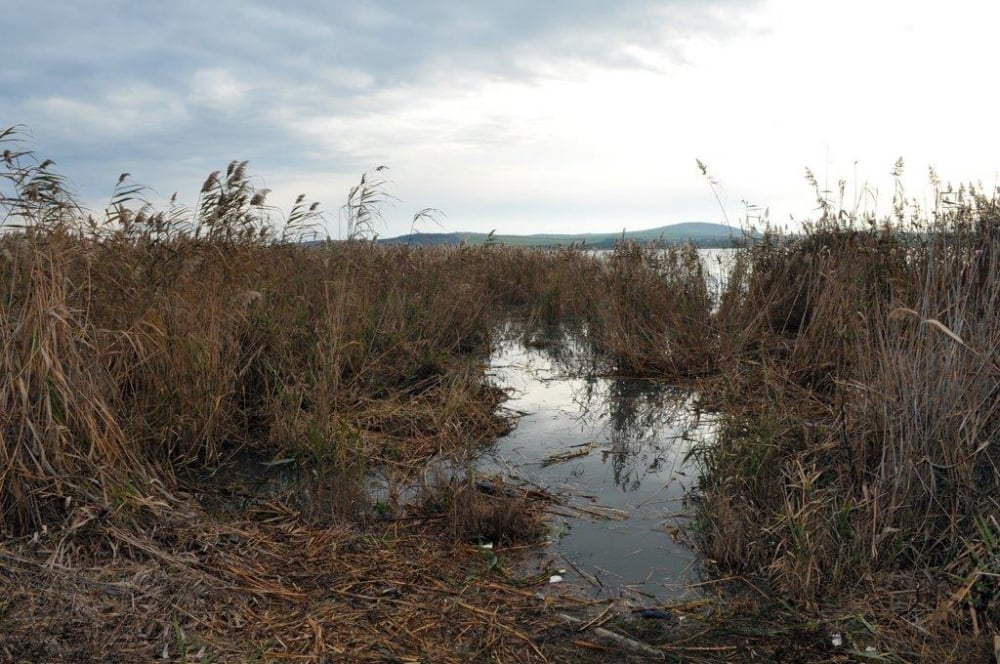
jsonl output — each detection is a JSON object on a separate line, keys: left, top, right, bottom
{"left": 3, "top": 131, "right": 1000, "bottom": 661}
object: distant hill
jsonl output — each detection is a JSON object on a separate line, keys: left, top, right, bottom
{"left": 379, "top": 222, "right": 746, "bottom": 248}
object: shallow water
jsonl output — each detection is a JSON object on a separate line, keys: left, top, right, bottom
{"left": 482, "top": 333, "right": 716, "bottom": 602}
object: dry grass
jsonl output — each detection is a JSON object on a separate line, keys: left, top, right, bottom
{"left": 421, "top": 476, "right": 550, "bottom": 546}
{"left": 12, "top": 122, "right": 1000, "bottom": 660}
{"left": 588, "top": 241, "right": 716, "bottom": 378}
{"left": 0, "top": 499, "right": 562, "bottom": 662}
{"left": 692, "top": 188, "right": 1000, "bottom": 659}
{"left": 2, "top": 127, "right": 706, "bottom": 661}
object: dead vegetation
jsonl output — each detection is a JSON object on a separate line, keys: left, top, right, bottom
{"left": 5, "top": 123, "right": 1000, "bottom": 661}
{"left": 691, "top": 185, "right": 1000, "bottom": 661}
{"left": 0, "top": 501, "right": 564, "bottom": 662}
{"left": 0, "top": 126, "right": 707, "bottom": 661}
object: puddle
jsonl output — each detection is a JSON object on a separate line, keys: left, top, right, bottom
{"left": 482, "top": 332, "right": 715, "bottom": 602}
{"left": 190, "top": 447, "right": 306, "bottom": 515}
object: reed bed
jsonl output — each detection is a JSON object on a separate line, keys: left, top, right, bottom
{"left": 2, "top": 127, "right": 707, "bottom": 660}
{"left": 587, "top": 240, "right": 716, "bottom": 378}
{"left": 692, "top": 190, "right": 1000, "bottom": 661}
{"left": 0, "top": 234, "right": 591, "bottom": 659}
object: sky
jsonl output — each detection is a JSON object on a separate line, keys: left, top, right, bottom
{"left": 5, "top": 0, "right": 999, "bottom": 238}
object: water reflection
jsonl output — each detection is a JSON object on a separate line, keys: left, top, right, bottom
{"left": 483, "top": 327, "right": 714, "bottom": 602}
{"left": 600, "top": 379, "right": 697, "bottom": 493}
{"left": 514, "top": 326, "right": 704, "bottom": 492}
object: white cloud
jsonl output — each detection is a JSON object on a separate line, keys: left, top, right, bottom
{"left": 190, "top": 68, "right": 250, "bottom": 109}
{"left": 31, "top": 84, "right": 189, "bottom": 138}
{"left": 6, "top": 0, "right": 1000, "bottom": 236}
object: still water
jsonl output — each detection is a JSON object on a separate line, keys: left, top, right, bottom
{"left": 481, "top": 332, "right": 716, "bottom": 603}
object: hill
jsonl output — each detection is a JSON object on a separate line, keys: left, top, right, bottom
{"left": 379, "top": 222, "right": 744, "bottom": 248}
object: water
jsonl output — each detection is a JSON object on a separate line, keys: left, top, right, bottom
{"left": 482, "top": 333, "right": 716, "bottom": 603}
{"left": 202, "top": 247, "right": 730, "bottom": 603}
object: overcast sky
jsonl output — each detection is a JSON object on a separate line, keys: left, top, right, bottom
{"left": 5, "top": 1, "right": 999, "bottom": 237}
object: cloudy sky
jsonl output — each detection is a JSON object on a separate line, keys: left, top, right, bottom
{"left": 5, "top": 1, "right": 999, "bottom": 237}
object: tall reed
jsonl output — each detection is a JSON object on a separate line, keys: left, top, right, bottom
{"left": 694, "top": 190, "right": 1000, "bottom": 635}
{"left": 588, "top": 241, "right": 716, "bottom": 378}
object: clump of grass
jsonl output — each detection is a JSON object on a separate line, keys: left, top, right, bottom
{"left": 588, "top": 240, "right": 717, "bottom": 378}
{"left": 0, "top": 243, "right": 156, "bottom": 533}
{"left": 0, "top": 142, "right": 167, "bottom": 534}
{"left": 420, "top": 475, "right": 548, "bottom": 546}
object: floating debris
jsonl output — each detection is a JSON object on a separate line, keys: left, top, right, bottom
{"left": 547, "top": 502, "right": 630, "bottom": 521}
{"left": 540, "top": 442, "right": 598, "bottom": 467}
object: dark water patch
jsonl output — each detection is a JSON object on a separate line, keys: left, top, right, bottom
{"left": 185, "top": 447, "right": 306, "bottom": 515}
